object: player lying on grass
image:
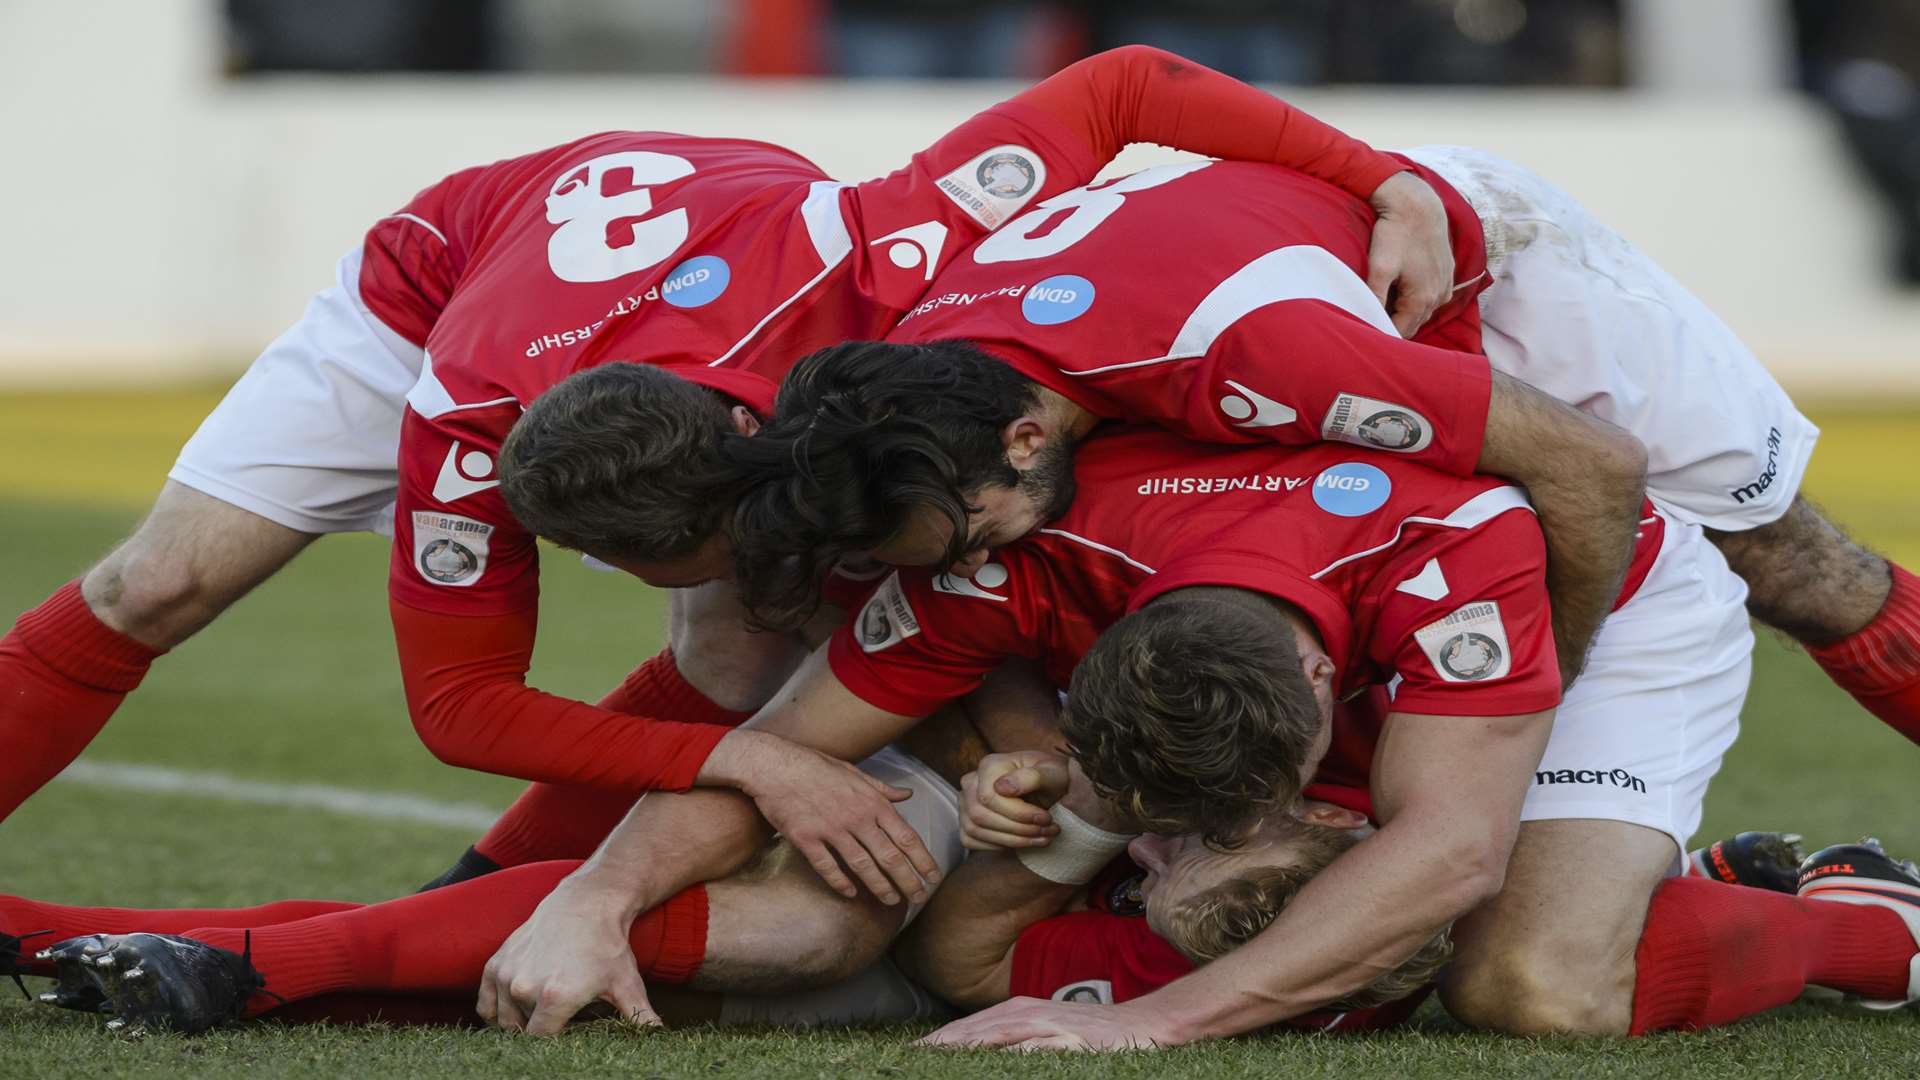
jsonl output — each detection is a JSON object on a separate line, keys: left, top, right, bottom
{"left": 904, "top": 750, "right": 1867, "bottom": 1037}
{"left": 0, "top": 702, "right": 1440, "bottom": 1036}
{"left": 0, "top": 739, "right": 1826, "bottom": 1036}
{"left": 0, "top": 46, "right": 1468, "bottom": 834}
{"left": 723, "top": 148, "right": 1920, "bottom": 756}
{"left": 0, "top": 729, "right": 976, "bottom": 1036}
{"left": 465, "top": 406, "right": 1920, "bottom": 1040}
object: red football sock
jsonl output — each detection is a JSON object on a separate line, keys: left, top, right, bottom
{"left": 1806, "top": 561, "right": 1920, "bottom": 745}
{"left": 0, "top": 582, "right": 164, "bottom": 821}
{"left": 472, "top": 649, "right": 751, "bottom": 868}
{"left": 2, "top": 895, "right": 359, "bottom": 976}
{"left": 1630, "top": 877, "right": 1914, "bottom": 1033}
{"left": 267, "top": 993, "right": 483, "bottom": 1028}
{"left": 180, "top": 860, "right": 708, "bottom": 1014}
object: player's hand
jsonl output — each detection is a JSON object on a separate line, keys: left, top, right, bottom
{"left": 916, "top": 997, "right": 1175, "bottom": 1051}
{"left": 960, "top": 750, "right": 1069, "bottom": 851}
{"left": 1366, "top": 170, "right": 1455, "bottom": 338}
{"left": 726, "top": 731, "right": 942, "bottom": 906}
{"left": 476, "top": 878, "right": 658, "bottom": 1036}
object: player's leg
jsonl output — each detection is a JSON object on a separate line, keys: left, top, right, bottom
{"left": 1440, "top": 818, "right": 1675, "bottom": 1034}
{"left": 1405, "top": 144, "right": 1920, "bottom": 745}
{"left": 1441, "top": 514, "right": 1749, "bottom": 1032}
{"left": 0, "top": 249, "right": 424, "bottom": 823}
{"left": 1709, "top": 498, "right": 1920, "bottom": 744}
{"left": 30, "top": 748, "right": 963, "bottom": 1033}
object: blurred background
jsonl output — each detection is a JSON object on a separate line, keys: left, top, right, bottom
{"left": 2, "top": 0, "right": 1919, "bottom": 391}
{"left": 0, "top": 1, "right": 1915, "bottom": 900}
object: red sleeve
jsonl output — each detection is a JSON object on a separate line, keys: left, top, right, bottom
{"left": 1374, "top": 507, "right": 1563, "bottom": 717}
{"left": 1010, "top": 299, "right": 1491, "bottom": 478}
{"left": 826, "top": 565, "right": 1043, "bottom": 718}
{"left": 1013, "top": 46, "right": 1404, "bottom": 201}
{"left": 390, "top": 598, "right": 730, "bottom": 792}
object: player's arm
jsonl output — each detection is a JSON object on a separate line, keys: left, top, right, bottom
{"left": 389, "top": 407, "right": 920, "bottom": 848}
{"left": 1176, "top": 307, "right": 1645, "bottom": 684}
{"left": 1126, "top": 704, "right": 1552, "bottom": 1043}
{"left": 1012, "top": 46, "right": 1452, "bottom": 333}
{"left": 1478, "top": 373, "right": 1646, "bottom": 685}
{"left": 478, "top": 572, "right": 1034, "bottom": 1034}
{"left": 920, "top": 514, "right": 1562, "bottom": 1049}
{"left": 897, "top": 752, "right": 1135, "bottom": 1008}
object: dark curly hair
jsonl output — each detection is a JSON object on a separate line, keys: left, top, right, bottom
{"left": 1060, "top": 591, "right": 1323, "bottom": 848}
{"left": 498, "top": 362, "right": 741, "bottom": 562}
{"left": 721, "top": 338, "right": 1044, "bottom": 630}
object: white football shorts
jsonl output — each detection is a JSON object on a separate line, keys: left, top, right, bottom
{"left": 1513, "top": 514, "right": 1754, "bottom": 857}
{"left": 719, "top": 745, "right": 963, "bottom": 1026}
{"left": 168, "top": 247, "right": 423, "bottom": 536}
{"left": 1404, "top": 145, "right": 1819, "bottom": 532}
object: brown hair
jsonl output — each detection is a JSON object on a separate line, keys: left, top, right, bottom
{"left": 720, "top": 338, "right": 1044, "bottom": 630}
{"left": 1163, "top": 820, "right": 1454, "bottom": 1010}
{"left": 1060, "top": 593, "right": 1322, "bottom": 847}
{"left": 498, "top": 362, "right": 738, "bottom": 561}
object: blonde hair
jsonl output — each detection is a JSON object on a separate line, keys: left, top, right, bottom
{"left": 1161, "top": 821, "right": 1454, "bottom": 1010}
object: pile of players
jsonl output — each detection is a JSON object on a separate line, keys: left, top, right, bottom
{"left": 3, "top": 47, "right": 1919, "bottom": 1047}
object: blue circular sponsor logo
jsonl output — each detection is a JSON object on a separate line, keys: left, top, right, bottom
{"left": 1311, "top": 462, "right": 1392, "bottom": 517}
{"left": 661, "top": 255, "right": 730, "bottom": 309}
{"left": 1022, "top": 274, "right": 1095, "bottom": 325}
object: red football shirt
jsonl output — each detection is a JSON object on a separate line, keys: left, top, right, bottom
{"left": 1008, "top": 850, "right": 1430, "bottom": 1032}
{"left": 890, "top": 159, "right": 1493, "bottom": 476}
{"left": 364, "top": 46, "right": 1433, "bottom": 793}
{"left": 830, "top": 427, "right": 1614, "bottom": 726}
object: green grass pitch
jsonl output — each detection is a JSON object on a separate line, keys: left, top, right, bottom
{"left": 1, "top": 386, "right": 1917, "bottom": 1078}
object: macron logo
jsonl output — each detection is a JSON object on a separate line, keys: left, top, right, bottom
{"left": 433, "top": 443, "right": 499, "bottom": 503}
{"left": 870, "top": 221, "right": 950, "bottom": 281}
{"left": 1219, "top": 380, "right": 1298, "bottom": 429}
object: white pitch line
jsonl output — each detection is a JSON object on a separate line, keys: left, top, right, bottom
{"left": 53, "top": 761, "right": 502, "bottom": 831}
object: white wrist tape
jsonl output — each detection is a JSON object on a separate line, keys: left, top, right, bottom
{"left": 1016, "top": 803, "right": 1139, "bottom": 885}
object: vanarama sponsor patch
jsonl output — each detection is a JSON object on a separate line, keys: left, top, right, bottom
{"left": 1412, "top": 600, "right": 1512, "bottom": 683}
{"left": 1322, "top": 392, "right": 1434, "bottom": 454}
{"left": 936, "top": 145, "right": 1046, "bottom": 229}
{"left": 857, "top": 572, "right": 923, "bottom": 653}
{"left": 412, "top": 512, "right": 494, "bottom": 587}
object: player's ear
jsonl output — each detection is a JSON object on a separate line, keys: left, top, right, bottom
{"left": 731, "top": 406, "right": 760, "bottom": 437}
{"left": 1298, "top": 647, "right": 1336, "bottom": 693}
{"left": 1294, "top": 801, "right": 1368, "bottom": 831}
{"left": 1001, "top": 415, "right": 1049, "bottom": 470}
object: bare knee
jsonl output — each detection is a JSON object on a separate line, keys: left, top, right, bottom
{"left": 1710, "top": 496, "right": 1889, "bottom": 643}
{"left": 1441, "top": 940, "right": 1634, "bottom": 1036}
{"left": 697, "top": 850, "right": 902, "bottom": 993}
{"left": 80, "top": 485, "right": 312, "bottom": 648}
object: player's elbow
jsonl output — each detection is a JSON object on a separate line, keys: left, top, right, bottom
{"left": 895, "top": 921, "right": 1012, "bottom": 1010}
{"left": 409, "top": 703, "right": 482, "bottom": 770}
{"left": 916, "top": 954, "right": 1014, "bottom": 1012}
{"left": 1073, "top": 44, "right": 1184, "bottom": 82}
{"left": 404, "top": 685, "right": 498, "bottom": 773}
{"left": 1446, "top": 835, "right": 1514, "bottom": 913}
{"left": 1588, "top": 423, "right": 1648, "bottom": 499}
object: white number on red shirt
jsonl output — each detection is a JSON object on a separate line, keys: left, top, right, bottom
{"left": 971, "top": 161, "right": 1213, "bottom": 265}
{"left": 544, "top": 152, "right": 696, "bottom": 283}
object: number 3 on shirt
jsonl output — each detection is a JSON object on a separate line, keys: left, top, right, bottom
{"left": 544, "top": 151, "right": 696, "bottom": 283}
{"left": 971, "top": 160, "right": 1213, "bottom": 265}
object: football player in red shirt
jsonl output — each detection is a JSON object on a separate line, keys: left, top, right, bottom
{"left": 0, "top": 47, "right": 1466, "bottom": 830}
{"left": 724, "top": 151, "right": 1920, "bottom": 753}
{"left": 463, "top": 403, "right": 1919, "bottom": 1037}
